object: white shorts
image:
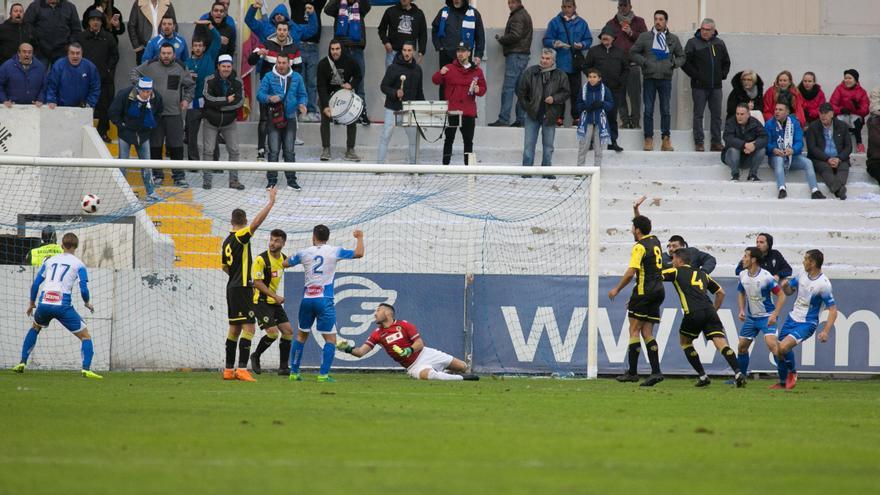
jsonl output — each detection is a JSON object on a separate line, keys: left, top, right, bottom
{"left": 406, "top": 347, "right": 454, "bottom": 379}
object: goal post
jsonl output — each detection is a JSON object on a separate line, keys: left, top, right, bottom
{"left": 0, "top": 156, "right": 601, "bottom": 377}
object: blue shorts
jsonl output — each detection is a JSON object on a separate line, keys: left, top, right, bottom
{"left": 33, "top": 304, "right": 84, "bottom": 332}
{"left": 298, "top": 297, "right": 336, "bottom": 333}
{"left": 778, "top": 319, "right": 817, "bottom": 343}
{"left": 740, "top": 316, "right": 776, "bottom": 340}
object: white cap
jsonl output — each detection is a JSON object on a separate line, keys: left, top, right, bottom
{"left": 217, "top": 54, "right": 233, "bottom": 65}
{"left": 137, "top": 77, "right": 153, "bottom": 90}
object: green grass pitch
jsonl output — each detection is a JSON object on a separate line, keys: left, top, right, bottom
{"left": 2, "top": 371, "right": 879, "bottom": 495}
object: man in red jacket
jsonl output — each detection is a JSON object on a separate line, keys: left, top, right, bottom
{"left": 432, "top": 41, "right": 486, "bottom": 165}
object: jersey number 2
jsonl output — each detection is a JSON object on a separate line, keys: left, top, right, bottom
{"left": 313, "top": 255, "right": 325, "bottom": 275}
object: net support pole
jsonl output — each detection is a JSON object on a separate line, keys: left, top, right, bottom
{"left": 586, "top": 169, "right": 601, "bottom": 379}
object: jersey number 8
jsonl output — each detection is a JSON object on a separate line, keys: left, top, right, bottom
{"left": 653, "top": 246, "right": 663, "bottom": 269}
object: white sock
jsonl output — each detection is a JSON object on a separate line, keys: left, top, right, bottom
{"left": 427, "top": 370, "right": 464, "bottom": 381}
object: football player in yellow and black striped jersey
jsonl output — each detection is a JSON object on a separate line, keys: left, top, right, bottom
{"left": 249, "top": 229, "right": 295, "bottom": 376}
{"left": 663, "top": 249, "right": 745, "bottom": 388}
{"left": 221, "top": 186, "right": 276, "bottom": 382}
{"left": 608, "top": 196, "right": 666, "bottom": 387}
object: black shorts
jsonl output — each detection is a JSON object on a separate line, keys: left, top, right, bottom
{"left": 254, "top": 301, "right": 290, "bottom": 330}
{"left": 627, "top": 288, "right": 665, "bottom": 322}
{"left": 227, "top": 286, "right": 255, "bottom": 325}
{"left": 679, "top": 308, "right": 725, "bottom": 340}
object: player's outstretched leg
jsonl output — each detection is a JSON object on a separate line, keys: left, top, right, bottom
{"left": 736, "top": 337, "right": 752, "bottom": 377}
{"left": 773, "top": 336, "right": 799, "bottom": 390}
{"left": 446, "top": 357, "right": 479, "bottom": 381}
{"left": 12, "top": 326, "right": 41, "bottom": 373}
{"left": 74, "top": 329, "right": 102, "bottom": 380}
{"left": 251, "top": 330, "right": 279, "bottom": 375}
{"left": 680, "top": 335, "right": 710, "bottom": 387}
{"left": 711, "top": 336, "right": 745, "bottom": 388}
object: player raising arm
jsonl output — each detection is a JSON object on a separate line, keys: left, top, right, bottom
{"left": 13, "top": 233, "right": 101, "bottom": 379}
{"left": 337, "top": 303, "right": 479, "bottom": 381}
{"left": 284, "top": 225, "right": 364, "bottom": 383}
{"left": 222, "top": 186, "right": 276, "bottom": 382}
{"left": 773, "top": 249, "right": 837, "bottom": 390}
{"left": 735, "top": 247, "right": 786, "bottom": 377}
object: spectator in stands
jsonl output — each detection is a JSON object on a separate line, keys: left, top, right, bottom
{"left": 575, "top": 68, "right": 613, "bottom": 167}
{"left": 377, "top": 41, "right": 424, "bottom": 164}
{"left": 257, "top": 53, "right": 307, "bottom": 190}
{"left": 605, "top": 0, "right": 646, "bottom": 129}
{"left": 726, "top": 70, "right": 763, "bottom": 122}
{"left": 765, "top": 101, "right": 824, "bottom": 199}
{"left": 128, "top": 0, "right": 175, "bottom": 65}
{"left": 869, "top": 87, "right": 880, "bottom": 186}
{"left": 829, "top": 69, "right": 870, "bottom": 154}
{"left": 46, "top": 43, "right": 100, "bottom": 110}
{"left": 432, "top": 0, "right": 485, "bottom": 100}
{"left": 247, "top": 1, "right": 317, "bottom": 158}
{"left": 0, "top": 43, "right": 46, "bottom": 107}
{"left": 108, "top": 77, "right": 163, "bottom": 199}
{"left": 722, "top": 103, "right": 767, "bottom": 181}
{"left": 735, "top": 232, "right": 793, "bottom": 280}
{"left": 683, "top": 18, "right": 730, "bottom": 153}
{"left": 290, "top": 0, "right": 328, "bottom": 122}
{"left": 806, "top": 102, "right": 852, "bottom": 200}
{"left": 317, "top": 39, "right": 362, "bottom": 162}
{"left": 201, "top": 54, "right": 244, "bottom": 191}
{"left": 325, "top": 0, "right": 372, "bottom": 126}
{"left": 517, "top": 48, "right": 569, "bottom": 171}
{"left": 488, "top": 0, "right": 531, "bottom": 128}
{"left": 200, "top": 0, "right": 235, "bottom": 32}
{"left": 763, "top": 70, "right": 805, "bottom": 127}
{"left": 131, "top": 42, "right": 194, "bottom": 187}
{"left": 194, "top": 1, "right": 236, "bottom": 58}
{"left": 142, "top": 15, "right": 187, "bottom": 63}
{"left": 184, "top": 21, "right": 222, "bottom": 162}
{"left": 378, "top": 0, "right": 428, "bottom": 67}
{"left": 23, "top": 0, "right": 81, "bottom": 65}
{"left": 77, "top": 9, "right": 119, "bottom": 143}
{"left": 585, "top": 27, "right": 626, "bottom": 151}
{"left": 630, "top": 9, "right": 684, "bottom": 152}
{"left": 80, "top": 1, "right": 124, "bottom": 39}
{"left": 543, "top": 0, "right": 591, "bottom": 127}
{"left": 432, "top": 42, "right": 485, "bottom": 165}
{"left": 0, "top": 4, "right": 33, "bottom": 66}
{"left": 663, "top": 236, "right": 716, "bottom": 273}
{"left": 798, "top": 72, "right": 825, "bottom": 125}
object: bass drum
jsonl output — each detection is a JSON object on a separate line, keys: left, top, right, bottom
{"left": 328, "top": 89, "right": 364, "bottom": 126}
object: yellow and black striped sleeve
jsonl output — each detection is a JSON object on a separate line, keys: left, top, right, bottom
{"left": 661, "top": 267, "right": 677, "bottom": 282}
{"left": 628, "top": 244, "right": 646, "bottom": 270}
{"left": 234, "top": 227, "right": 252, "bottom": 245}
{"left": 706, "top": 275, "right": 722, "bottom": 294}
{"left": 252, "top": 254, "right": 267, "bottom": 282}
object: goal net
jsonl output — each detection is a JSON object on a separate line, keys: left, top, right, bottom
{"left": 0, "top": 158, "right": 600, "bottom": 376}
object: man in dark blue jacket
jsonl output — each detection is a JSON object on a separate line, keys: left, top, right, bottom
{"left": 23, "top": 0, "right": 81, "bottom": 65}
{"left": 0, "top": 43, "right": 46, "bottom": 106}
{"left": 108, "top": 77, "right": 163, "bottom": 199}
{"left": 735, "top": 232, "right": 793, "bottom": 280}
{"left": 46, "top": 42, "right": 100, "bottom": 108}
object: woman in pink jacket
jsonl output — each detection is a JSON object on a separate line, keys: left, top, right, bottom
{"left": 830, "top": 69, "right": 870, "bottom": 153}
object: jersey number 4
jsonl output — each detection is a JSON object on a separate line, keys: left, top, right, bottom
{"left": 690, "top": 272, "right": 704, "bottom": 290}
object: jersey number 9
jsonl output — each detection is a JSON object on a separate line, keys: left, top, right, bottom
{"left": 224, "top": 244, "right": 233, "bottom": 266}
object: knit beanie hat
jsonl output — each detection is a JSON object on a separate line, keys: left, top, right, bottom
{"left": 844, "top": 69, "right": 859, "bottom": 82}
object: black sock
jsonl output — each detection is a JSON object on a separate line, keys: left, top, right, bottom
{"left": 279, "top": 338, "right": 292, "bottom": 369}
{"left": 721, "top": 346, "right": 741, "bottom": 373}
{"left": 627, "top": 338, "right": 641, "bottom": 374}
{"left": 238, "top": 336, "right": 253, "bottom": 368}
{"left": 683, "top": 345, "right": 706, "bottom": 376}
{"left": 645, "top": 338, "right": 661, "bottom": 374}
{"left": 225, "top": 338, "right": 237, "bottom": 369}
{"left": 254, "top": 335, "right": 275, "bottom": 358}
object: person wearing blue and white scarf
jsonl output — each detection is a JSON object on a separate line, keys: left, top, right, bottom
{"left": 765, "top": 101, "right": 822, "bottom": 199}
{"left": 431, "top": 0, "right": 485, "bottom": 99}
{"left": 108, "top": 76, "right": 163, "bottom": 199}
{"left": 576, "top": 69, "right": 614, "bottom": 167}
{"left": 325, "top": 0, "right": 371, "bottom": 125}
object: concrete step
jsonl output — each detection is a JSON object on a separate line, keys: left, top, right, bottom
{"left": 174, "top": 253, "right": 217, "bottom": 269}
{"left": 170, "top": 234, "right": 223, "bottom": 253}
{"left": 145, "top": 202, "right": 204, "bottom": 217}
{"left": 151, "top": 216, "right": 213, "bottom": 235}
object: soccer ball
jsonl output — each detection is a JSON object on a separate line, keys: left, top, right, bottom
{"left": 82, "top": 194, "right": 101, "bottom": 214}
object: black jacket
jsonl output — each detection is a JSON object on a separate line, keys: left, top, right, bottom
{"left": 726, "top": 70, "right": 764, "bottom": 119}
{"left": 80, "top": 2, "right": 125, "bottom": 38}
{"left": 723, "top": 116, "right": 768, "bottom": 158}
{"left": 584, "top": 44, "right": 628, "bottom": 91}
{"left": 682, "top": 30, "right": 730, "bottom": 90}
{"left": 734, "top": 233, "right": 792, "bottom": 279}
{"left": 431, "top": 0, "right": 485, "bottom": 58}
{"left": 23, "top": 0, "right": 82, "bottom": 62}
{"left": 378, "top": 2, "right": 428, "bottom": 55}
{"left": 289, "top": 0, "right": 327, "bottom": 44}
{"left": 108, "top": 85, "right": 163, "bottom": 145}
{"left": 194, "top": 18, "right": 236, "bottom": 58}
{"left": 202, "top": 71, "right": 244, "bottom": 128}
{"left": 380, "top": 52, "right": 424, "bottom": 111}
{"left": 662, "top": 247, "right": 716, "bottom": 274}
{"left": 516, "top": 65, "right": 570, "bottom": 126}
{"left": 324, "top": 0, "right": 371, "bottom": 50}
{"left": 496, "top": 5, "right": 531, "bottom": 56}
{"left": 317, "top": 52, "right": 361, "bottom": 107}
{"left": 0, "top": 19, "right": 33, "bottom": 65}
{"left": 806, "top": 119, "right": 852, "bottom": 163}
{"left": 75, "top": 28, "right": 118, "bottom": 83}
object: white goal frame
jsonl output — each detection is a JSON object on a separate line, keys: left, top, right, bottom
{"left": 0, "top": 155, "right": 602, "bottom": 378}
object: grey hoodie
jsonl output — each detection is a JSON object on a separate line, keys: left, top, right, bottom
{"left": 130, "top": 58, "right": 194, "bottom": 117}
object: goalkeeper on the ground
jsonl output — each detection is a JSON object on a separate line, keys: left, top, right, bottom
{"left": 336, "top": 303, "right": 479, "bottom": 381}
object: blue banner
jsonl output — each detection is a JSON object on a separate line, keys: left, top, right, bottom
{"left": 284, "top": 273, "right": 465, "bottom": 369}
